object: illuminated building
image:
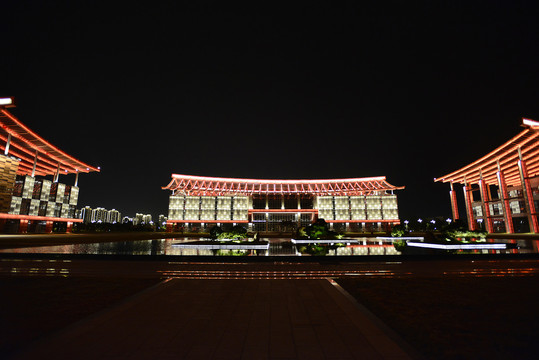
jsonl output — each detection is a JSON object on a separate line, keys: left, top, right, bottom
{"left": 79, "top": 206, "right": 122, "bottom": 224}
{"left": 107, "top": 209, "right": 121, "bottom": 224}
{"left": 158, "top": 214, "right": 167, "bottom": 225}
{"left": 80, "top": 206, "right": 93, "bottom": 223}
{"left": 163, "top": 174, "right": 404, "bottom": 233}
{"left": 0, "top": 97, "right": 100, "bottom": 233}
{"left": 91, "top": 207, "right": 108, "bottom": 223}
{"left": 133, "top": 213, "right": 152, "bottom": 226}
{"left": 435, "top": 118, "right": 539, "bottom": 233}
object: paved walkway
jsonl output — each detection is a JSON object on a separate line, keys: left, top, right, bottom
{"left": 12, "top": 279, "right": 414, "bottom": 360}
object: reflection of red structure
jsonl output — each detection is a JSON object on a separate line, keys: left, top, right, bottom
{"left": 0, "top": 97, "right": 100, "bottom": 233}
{"left": 436, "top": 118, "right": 539, "bottom": 233}
{"left": 164, "top": 174, "right": 404, "bottom": 233}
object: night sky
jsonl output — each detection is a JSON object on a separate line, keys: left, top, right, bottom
{"left": 2, "top": 1, "right": 539, "bottom": 221}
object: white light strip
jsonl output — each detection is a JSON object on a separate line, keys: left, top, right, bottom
{"left": 522, "top": 118, "right": 539, "bottom": 127}
{"left": 376, "top": 237, "right": 425, "bottom": 241}
{"left": 291, "top": 239, "right": 360, "bottom": 244}
{"left": 172, "top": 244, "right": 269, "bottom": 250}
{"left": 407, "top": 242, "right": 507, "bottom": 250}
{"left": 0, "top": 98, "right": 13, "bottom": 106}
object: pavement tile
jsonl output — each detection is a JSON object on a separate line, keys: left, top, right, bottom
{"left": 241, "top": 346, "right": 270, "bottom": 360}
{"left": 11, "top": 278, "right": 414, "bottom": 360}
{"left": 292, "top": 326, "right": 326, "bottom": 360}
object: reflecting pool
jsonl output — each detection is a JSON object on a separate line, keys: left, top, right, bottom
{"left": 0, "top": 237, "right": 537, "bottom": 257}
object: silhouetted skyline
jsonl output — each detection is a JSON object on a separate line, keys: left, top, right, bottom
{"left": 2, "top": 1, "right": 539, "bottom": 219}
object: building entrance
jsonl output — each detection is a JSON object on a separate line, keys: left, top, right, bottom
{"left": 251, "top": 212, "right": 314, "bottom": 232}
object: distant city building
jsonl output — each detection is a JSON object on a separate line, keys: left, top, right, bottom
{"left": 143, "top": 214, "right": 152, "bottom": 224}
{"left": 91, "top": 207, "right": 107, "bottom": 223}
{"left": 133, "top": 213, "right": 143, "bottom": 226}
{"left": 80, "top": 206, "right": 93, "bottom": 224}
{"left": 79, "top": 207, "right": 122, "bottom": 224}
{"left": 163, "top": 174, "right": 404, "bottom": 233}
{"left": 107, "top": 209, "right": 121, "bottom": 224}
{"left": 132, "top": 213, "right": 153, "bottom": 226}
{"left": 158, "top": 214, "right": 167, "bottom": 225}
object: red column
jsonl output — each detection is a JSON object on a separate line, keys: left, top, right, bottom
{"left": 45, "top": 221, "right": 53, "bottom": 233}
{"left": 66, "top": 221, "right": 73, "bottom": 233}
{"left": 463, "top": 182, "right": 476, "bottom": 231}
{"left": 449, "top": 182, "right": 459, "bottom": 221}
{"left": 518, "top": 157, "right": 539, "bottom": 233}
{"left": 479, "top": 176, "right": 494, "bottom": 233}
{"left": 496, "top": 168, "right": 514, "bottom": 233}
{"left": 18, "top": 219, "right": 28, "bottom": 234}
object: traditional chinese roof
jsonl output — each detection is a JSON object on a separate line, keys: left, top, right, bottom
{"left": 163, "top": 174, "right": 404, "bottom": 196}
{"left": 435, "top": 118, "right": 539, "bottom": 186}
{"left": 0, "top": 101, "right": 100, "bottom": 176}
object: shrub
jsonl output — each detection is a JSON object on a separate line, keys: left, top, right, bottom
{"left": 393, "top": 239, "right": 407, "bottom": 252}
{"left": 209, "top": 225, "right": 223, "bottom": 240}
{"left": 391, "top": 225, "right": 406, "bottom": 237}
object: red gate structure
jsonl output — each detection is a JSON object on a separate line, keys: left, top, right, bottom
{"left": 0, "top": 97, "right": 100, "bottom": 233}
{"left": 435, "top": 118, "right": 539, "bottom": 233}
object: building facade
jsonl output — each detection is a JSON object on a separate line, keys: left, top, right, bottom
{"left": 435, "top": 118, "right": 539, "bottom": 233}
{"left": 0, "top": 97, "right": 100, "bottom": 233}
{"left": 163, "top": 174, "right": 404, "bottom": 233}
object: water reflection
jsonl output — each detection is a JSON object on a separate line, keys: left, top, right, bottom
{"left": 0, "top": 237, "right": 537, "bottom": 257}
{"left": 0, "top": 239, "right": 168, "bottom": 256}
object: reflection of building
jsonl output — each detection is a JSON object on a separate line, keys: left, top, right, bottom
{"left": 163, "top": 174, "right": 404, "bottom": 233}
{"left": 435, "top": 118, "right": 539, "bottom": 233}
{"left": 0, "top": 97, "right": 100, "bottom": 233}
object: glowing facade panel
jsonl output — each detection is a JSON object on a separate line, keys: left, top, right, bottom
{"left": 9, "top": 175, "right": 78, "bottom": 219}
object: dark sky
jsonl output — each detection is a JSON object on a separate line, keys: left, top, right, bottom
{"left": 2, "top": 1, "right": 539, "bottom": 220}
